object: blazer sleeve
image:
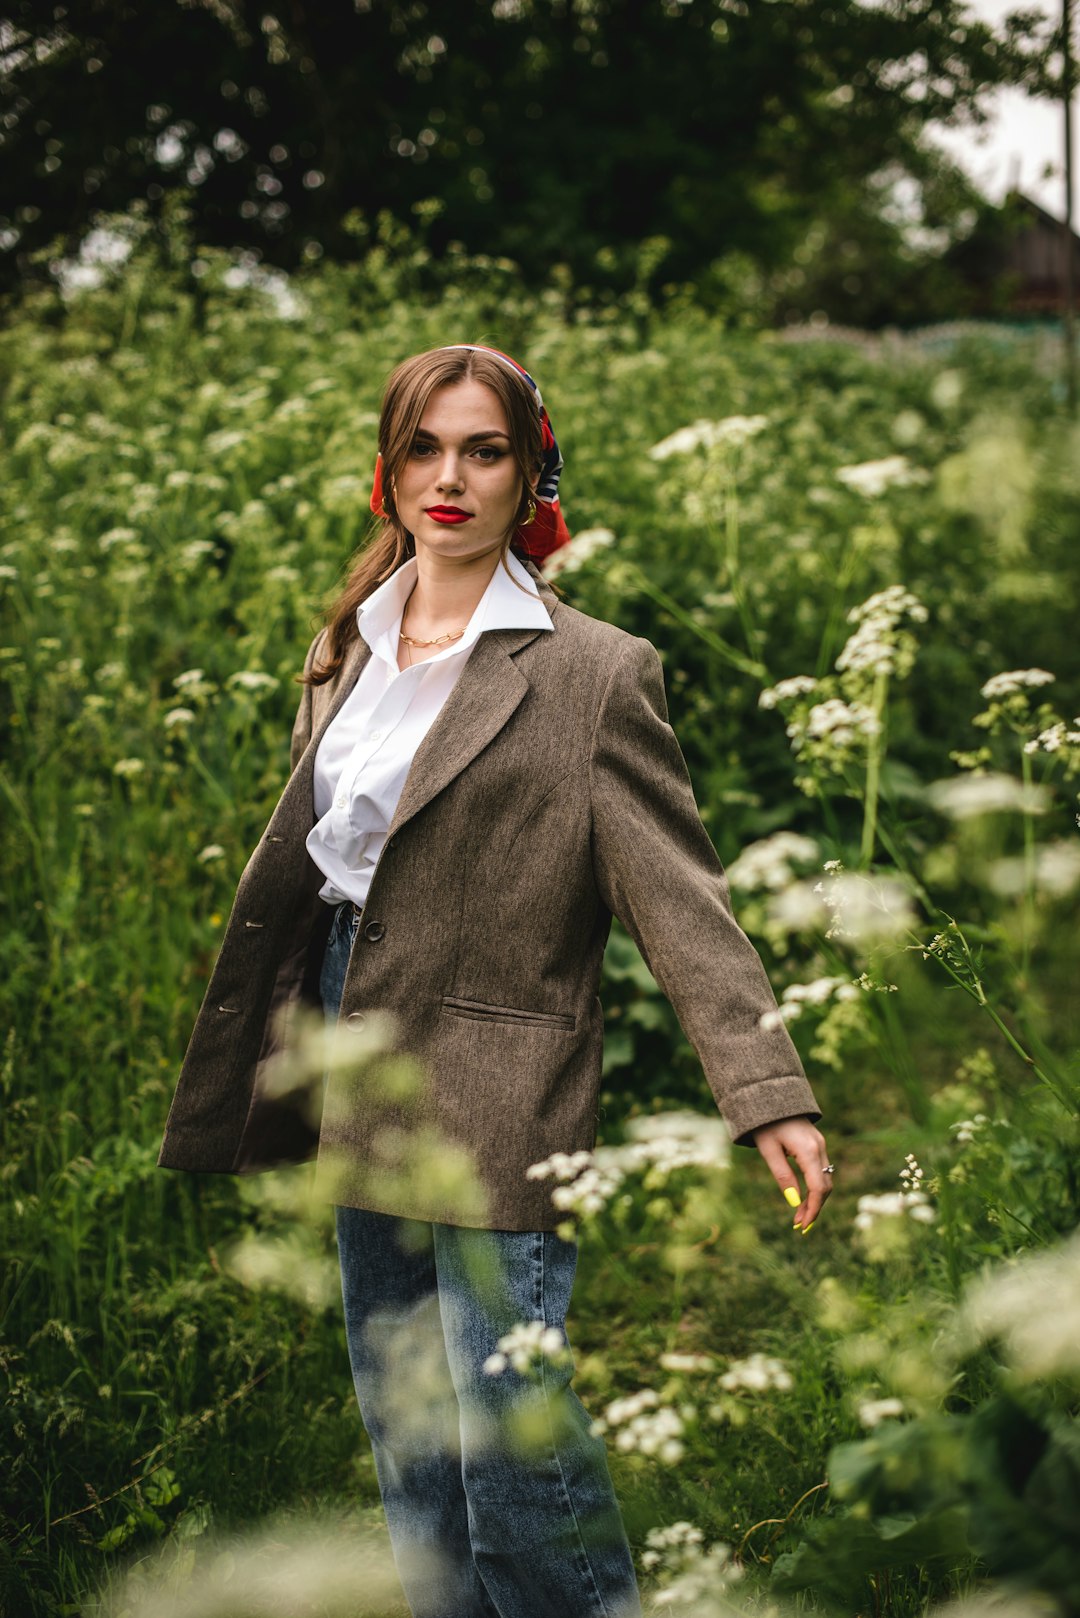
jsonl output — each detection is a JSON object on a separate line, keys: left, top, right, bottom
{"left": 588, "top": 634, "right": 823, "bottom": 1147}
{"left": 289, "top": 628, "right": 327, "bottom": 775}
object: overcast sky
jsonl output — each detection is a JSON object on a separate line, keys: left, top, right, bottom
{"left": 921, "top": 0, "right": 1077, "bottom": 220}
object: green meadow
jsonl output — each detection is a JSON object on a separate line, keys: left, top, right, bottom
{"left": 2, "top": 220, "right": 1079, "bottom": 1617}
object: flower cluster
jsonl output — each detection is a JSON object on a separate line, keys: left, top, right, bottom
{"left": 648, "top": 414, "right": 769, "bottom": 460}
{"left": 811, "top": 858, "right": 918, "bottom": 943}
{"left": 834, "top": 585, "right": 928, "bottom": 682}
{"left": 858, "top": 1395, "right": 905, "bottom": 1429}
{"left": 640, "top": 1520, "right": 704, "bottom": 1570}
{"left": 1023, "top": 717, "right": 1080, "bottom": 756}
{"left": 588, "top": 1388, "right": 689, "bottom": 1463}
{"left": 949, "top": 1114, "right": 989, "bottom": 1146}
{"left": 717, "top": 1353, "right": 793, "bottom": 1393}
{"left": 526, "top": 1112, "right": 730, "bottom": 1222}
{"left": 758, "top": 674, "right": 819, "bottom": 710}
{"left": 541, "top": 527, "right": 616, "bottom": 578}
{"left": 854, "top": 1189, "right": 936, "bottom": 1229}
{"left": 980, "top": 668, "right": 1055, "bottom": 700}
{"left": 724, "top": 830, "right": 821, "bottom": 893}
{"left": 642, "top": 1524, "right": 741, "bottom": 1606}
{"left": 758, "top": 975, "right": 861, "bottom": 1031}
{"left": 835, "top": 454, "right": 930, "bottom": 497}
{"left": 482, "top": 1320, "right": 571, "bottom": 1378}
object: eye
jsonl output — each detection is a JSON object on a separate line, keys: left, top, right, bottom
{"left": 410, "top": 441, "right": 436, "bottom": 458}
{"left": 472, "top": 445, "right": 505, "bottom": 462}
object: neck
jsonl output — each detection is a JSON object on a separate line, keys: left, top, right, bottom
{"left": 404, "top": 543, "right": 507, "bottom": 633}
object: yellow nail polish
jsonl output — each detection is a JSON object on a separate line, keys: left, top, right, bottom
{"left": 801, "top": 1221, "right": 816, "bottom": 1235}
{"left": 783, "top": 1187, "right": 800, "bottom": 1208}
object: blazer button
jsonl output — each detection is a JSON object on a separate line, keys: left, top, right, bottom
{"left": 363, "top": 920, "right": 385, "bottom": 942}
{"left": 345, "top": 1011, "right": 366, "bottom": 1031}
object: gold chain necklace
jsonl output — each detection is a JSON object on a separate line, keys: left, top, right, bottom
{"left": 398, "top": 627, "right": 467, "bottom": 647}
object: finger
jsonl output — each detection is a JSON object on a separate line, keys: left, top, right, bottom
{"left": 754, "top": 1131, "right": 805, "bottom": 1218}
{"left": 793, "top": 1145, "right": 833, "bottom": 1231}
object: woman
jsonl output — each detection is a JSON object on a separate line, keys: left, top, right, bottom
{"left": 158, "top": 343, "right": 832, "bottom": 1618}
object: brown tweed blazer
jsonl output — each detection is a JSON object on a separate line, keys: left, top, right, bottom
{"left": 157, "top": 559, "right": 821, "bottom": 1230}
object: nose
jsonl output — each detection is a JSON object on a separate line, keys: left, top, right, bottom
{"left": 435, "top": 450, "right": 465, "bottom": 494}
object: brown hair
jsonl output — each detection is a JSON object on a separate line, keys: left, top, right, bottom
{"left": 299, "top": 345, "right": 564, "bottom": 688}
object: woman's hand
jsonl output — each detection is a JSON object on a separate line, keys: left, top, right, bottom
{"left": 751, "top": 1114, "right": 833, "bottom": 1234}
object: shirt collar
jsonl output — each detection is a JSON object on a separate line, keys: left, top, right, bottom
{"left": 357, "top": 548, "right": 554, "bottom": 671}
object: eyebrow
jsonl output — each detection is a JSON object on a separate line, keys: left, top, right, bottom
{"left": 413, "top": 428, "right": 510, "bottom": 444}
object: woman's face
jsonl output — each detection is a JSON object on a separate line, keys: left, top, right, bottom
{"left": 393, "top": 379, "right": 532, "bottom": 563}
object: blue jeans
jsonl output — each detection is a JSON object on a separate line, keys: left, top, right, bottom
{"left": 320, "top": 898, "right": 643, "bottom": 1618}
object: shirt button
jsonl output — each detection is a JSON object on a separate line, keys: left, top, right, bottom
{"left": 345, "top": 1011, "right": 366, "bottom": 1031}
{"left": 335, "top": 794, "right": 345, "bottom": 809}
{"left": 363, "top": 920, "right": 385, "bottom": 943}
{"left": 370, "top": 729, "right": 383, "bottom": 742}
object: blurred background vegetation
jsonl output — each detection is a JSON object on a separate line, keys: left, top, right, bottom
{"left": 0, "top": 0, "right": 1070, "bottom": 324}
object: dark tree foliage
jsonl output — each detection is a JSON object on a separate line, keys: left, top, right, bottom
{"left": 0, "top": 0, "right": 1055, "bottom": 318}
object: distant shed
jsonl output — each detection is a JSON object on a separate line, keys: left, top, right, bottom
{"left": 958, "top": 190, "right": 1080, "bottom": 316}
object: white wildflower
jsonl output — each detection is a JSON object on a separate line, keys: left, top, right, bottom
{"left": 591, "top": 1387, "right": 687, "bottom": 1462}
{"left": 924, "top": 772, "right": 1051, "bottom": 820}
{"left": 227, "top": 669, "right": 279, "bottom": 693}
{"left": 956, "top": 1226, "right": 1080, "bottom": 1379}
{"left": 1023, "top": 717, "right": 1080, "bottom": 755}
{"left": 800, "top": 698, "right": 881, "bottom": 743}
{"left": 197, "top": 844, "right": 226, "bottom": 864}
{"left": 854, "top": 1189, "right": 935, "bottom": 1229}
{"left": 542, "top": 528, "right": 616, "bottom": 578}
{"left": 985, "top": 840, "right": 1080, "bottom": 900}
{"left": 164, "top": 707, "right": 196, "bottom": 728}
{"left": 980, "top": 668, "right": 1055, "bottom": 700}
{"left": 526, "top": 1112, "right": 730, "bottom": 1219}
{"left": 718, "top": 1353, "right": 793, "bottom": 1393}
{"left": 758, "top": 975, "right": 860, "bottom": 1030}
{"left": 658, "top": 1353, "right": 716, "bottom": 1373}
{"left": 113, "top": 757, "right": 146, "bottom": 778}
{"left": 949, "top": 1114, "right": 989, "bottom": 1146}
{"left": 482, "top": 1319, "right": 571, "bottom": 1376}
{"left": 758, "top": 674, "right": 819, "bottom": 710}
{"left": 725, "top": 830, "right": 820, "bottom": 892}
{"left": 858, "top": 1396, "right": 905, "bottom": 1429}
{"left": 835, "top": 455, "right": 929, "bottom": 496}
{"left": 647, "top": 414, "right": 769, "bottom": 460}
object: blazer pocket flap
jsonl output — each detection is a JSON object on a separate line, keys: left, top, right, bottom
{"left": 440, "top": 994, "right": 575, "bottom": 1031}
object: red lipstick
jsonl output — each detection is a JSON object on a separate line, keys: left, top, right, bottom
{"left": 425, "top": 506, "right": 474, "bottom": 525}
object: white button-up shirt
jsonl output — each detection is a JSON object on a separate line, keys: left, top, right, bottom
{"left": 306, "top": 548, "right": 554, "bottom": 909}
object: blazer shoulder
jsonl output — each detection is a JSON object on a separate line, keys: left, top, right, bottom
{"left": 548, "top": 599, "right": 656, "bottom": 663}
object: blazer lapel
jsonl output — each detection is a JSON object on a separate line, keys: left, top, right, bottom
{"left": 387, "top": 626, "right": 540, "bottom": 840}
{"left": 391, "top": 560, "right": 560, "bottom": 835}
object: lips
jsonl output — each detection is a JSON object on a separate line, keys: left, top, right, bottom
{"left": 424, "top": 506, "right": 474, "bottom": 526}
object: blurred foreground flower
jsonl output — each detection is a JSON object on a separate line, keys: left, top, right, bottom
{"left": 643, "top": 1523, "right": 742, "bottom": 1612}
{"left": 98, "top": 1506, "right": 409, "bottom": 1618}
{"left": 954, "top": 1225, "right": 1080, "bottom": 1380}
{"left": 858, "top": 1395, "right": 906, "bottom": 1428}
{"left": 483, "top": 1319, "right": 571, "bottom": 1377}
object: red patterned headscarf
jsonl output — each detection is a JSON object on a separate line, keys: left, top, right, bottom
{"left": 369, "top": 344, "right": 571, "bottom": 567}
